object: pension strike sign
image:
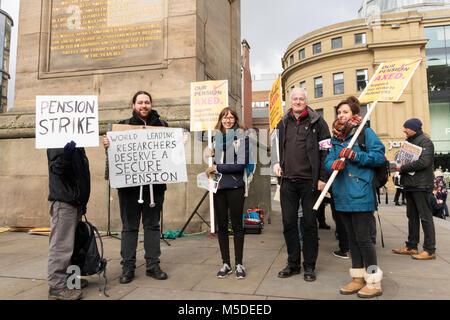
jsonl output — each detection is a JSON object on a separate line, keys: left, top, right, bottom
{"left": 107, "top": 127, "right": 187, "bottom": 189}
{"left": 190, "top": 80, "right": 228, "bottom": 132}
{"left": 35, "top": 96, "right": 99, "bottom": 149}
{"left": 359, "top": 58, "right": 422, "bottom": 103}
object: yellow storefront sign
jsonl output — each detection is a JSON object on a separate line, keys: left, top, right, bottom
{"left": 190, "top": 80, "right": 228, "bottom": 132}
{"left": 359, "top": 58, "right": 422, "bottom": 103}
{"left": 269, "top": 75, "right": 283, "bottom": 133}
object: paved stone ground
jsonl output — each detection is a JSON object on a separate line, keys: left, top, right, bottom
{"left": 0, "top": 189, "right": 449, "bottom": 300}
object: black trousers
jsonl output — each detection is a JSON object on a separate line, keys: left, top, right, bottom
{"left": 394, "top": 188, "right": 405, "bottom": 203}
{"left": 214, "top": 187, "right": 245, "bottom": 266}
{"left": 330, "top": 197, "right": 349, "bottom": 253}
{"left": 280, "top": 178, "right": 318, "bottom": 270}
{"left": 405, "top": 191, "right": 436, "bottom": 254}
{"left": 118, "top": 186, "right": 164, "bottom": 270}
{"left": 340, "top": 211, "right": 377, "bottom": 270}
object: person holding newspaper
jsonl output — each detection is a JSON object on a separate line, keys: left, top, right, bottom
{"left": 103, "top": 91, "right": 169, "bottom": 284}
{"left": 205, "top": 107, "right": 250, "bottom": 279}
{"left": 324, "top": 96, "right": 385, "bottom": 298}
{"left": 392, "top": 118, "right": 437, "bottom": 260}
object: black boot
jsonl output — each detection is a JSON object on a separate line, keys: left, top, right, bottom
{"left": 146, "top": 263, "right": 168, "bottom": 280}
{"left": 119, "top": 269, "right": 135, "bottom": 284}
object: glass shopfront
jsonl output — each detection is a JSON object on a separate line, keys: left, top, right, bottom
{"left": 425, "top": 26, "right": 450, "bottom": 172}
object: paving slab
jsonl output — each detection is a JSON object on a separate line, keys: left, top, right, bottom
{"left": 0, "top": 191, "right": 448, "bottom": 301}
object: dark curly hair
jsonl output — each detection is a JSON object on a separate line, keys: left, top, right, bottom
{"left": 132, "top": 91, "right": 152, "bottom": 104}
{"left": 336, "top": 96, "right": 360, "bottom": 115}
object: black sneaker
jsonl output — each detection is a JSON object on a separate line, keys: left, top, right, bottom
{"left": 146, "top": 264, "right": 168, "bottom": 280}
{"left": 48, "top": 287, "right": 82, "bottom": 300}
{"left": 332, "top": 250, "right": 350, "bottom": 259}
{"left": 217, "top": 263, "right": 232, "bottom": 278}
{"left": 235, "top": 264, "right": 246, "bottom": 279}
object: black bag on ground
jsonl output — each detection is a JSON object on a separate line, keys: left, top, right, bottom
{"left": 71, "top": 215, "right": 108, "bottom": 296}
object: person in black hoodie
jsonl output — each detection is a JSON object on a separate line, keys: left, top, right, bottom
{"left": 47, "top": 140, "right": 91, "bottom": 300}
{"left": 103, "top": 91, "right": 168, "bottom": 283}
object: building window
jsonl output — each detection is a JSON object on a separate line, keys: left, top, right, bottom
{"left": 314, "top": 77, "right": 323, "bottom": 98}
{"left": 355, "top": 33, "right": 366, "bottom": 44}
{"left": 331, "top": 37, "right": 342, "bottom": 49}
{"left": 252, "top": 101, "right": 269, "bottom": 108}
{"left": 356, "top": 69, "right": 369, "bottom": 92}
{"left": 289, "top": 54, "right": 294, "bottom": 66}
{"left": 300, "top": 81, "right": 306, "bottom": 90}
{"left": 333, "top": 72, "right": 344, "bottom": 95}
{"left": 299, "top": 48, "right": 305, "bottom": 60}
{"left": 360, "top": 104, "right": 369, "bottom": 119}
{"left": 313, "top": 42, "right": 321, "bottom": 55}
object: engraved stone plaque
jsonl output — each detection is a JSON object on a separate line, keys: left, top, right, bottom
{"left": 48, "top": 0, "right": 167, "bottom": 72}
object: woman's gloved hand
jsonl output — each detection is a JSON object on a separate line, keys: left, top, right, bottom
{"left": 331, "top": 159, "right": 346, "bottom": 171}
{"left": 339, "top": 147, "right": 357, "bottom": 161}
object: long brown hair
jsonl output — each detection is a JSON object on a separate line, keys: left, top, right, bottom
{"left": 214, "top": 107, "right": 245, "bottom": 133}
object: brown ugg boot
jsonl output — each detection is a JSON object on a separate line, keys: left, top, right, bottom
{"left": 339, "top": 268, "right": 365, "bottom": 295}
{"left": 357, "top": 267, "right": 383, "bottom": 298}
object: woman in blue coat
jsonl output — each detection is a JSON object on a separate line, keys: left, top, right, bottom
{"left": 325, "top": 96, "right": 385, "bottom": 298}
{"left": 205, "top": 107, "right": 250, "bottom": 280}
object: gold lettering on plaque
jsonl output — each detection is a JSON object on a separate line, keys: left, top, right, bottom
{"left": 50, "top": 0, "right": 164, "bottom": 68}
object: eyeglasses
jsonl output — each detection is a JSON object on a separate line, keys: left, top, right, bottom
{"left": 222, "top": 116, "right": 235, "bottom": 121}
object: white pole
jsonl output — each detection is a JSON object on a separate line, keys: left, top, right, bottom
{"left": 138, "top": 185, "right": 144, "bottom": 204}
{"left": 313, "top": 101, "right": 378, "bottom": 210}
{"left": 208, "top": 129, "right": 215, "bottom": 234}
{"left": 149, "top": 184, "right": 155, "bottom": 208}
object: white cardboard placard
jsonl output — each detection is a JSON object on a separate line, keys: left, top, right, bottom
{"left": 35, "top": 95, "right": 99, "bottom": 149}
{"left": 107, "top": 127, "right": 187, "bottom": 188}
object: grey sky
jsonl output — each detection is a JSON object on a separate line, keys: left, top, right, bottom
{"left": 1, "top": 1, "right": 365, "bottom": 108}
{"left": 241, "top": 0, "right": 364, "bottom": 75}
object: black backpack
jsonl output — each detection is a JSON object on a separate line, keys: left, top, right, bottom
{"left": 357, "top": 126, "right": 390, "bottom": 190}
{"left": 71, "top": 216, "right": 108, "bottom": 296}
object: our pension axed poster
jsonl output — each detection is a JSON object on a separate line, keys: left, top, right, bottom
{"left": 359, "top": 58, "right": 422, "bottom": 103}
{"left": 35, "top": 95, "right": 99, "bottom": 149}
{"left": 107, "top": 128, "right": 188, "bottom": 189}
{"left": 190, "top": 80, "right": 228, "bottom": 132}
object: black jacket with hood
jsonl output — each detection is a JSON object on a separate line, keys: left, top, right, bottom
{"left": 400, "top": 130, "right": 435, "bottom": 190}
{"left": 118, "top": 109, "right": 168, "bottom": 194}
{"left": 47, "top": 147, "right": 91, "bottom": 213}
{"left": 271, "top": 106, "right": 331, "bottom": 190}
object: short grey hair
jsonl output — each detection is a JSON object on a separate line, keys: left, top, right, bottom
{"left": 289, "top": 87, "right": 308, "bottom": 104}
